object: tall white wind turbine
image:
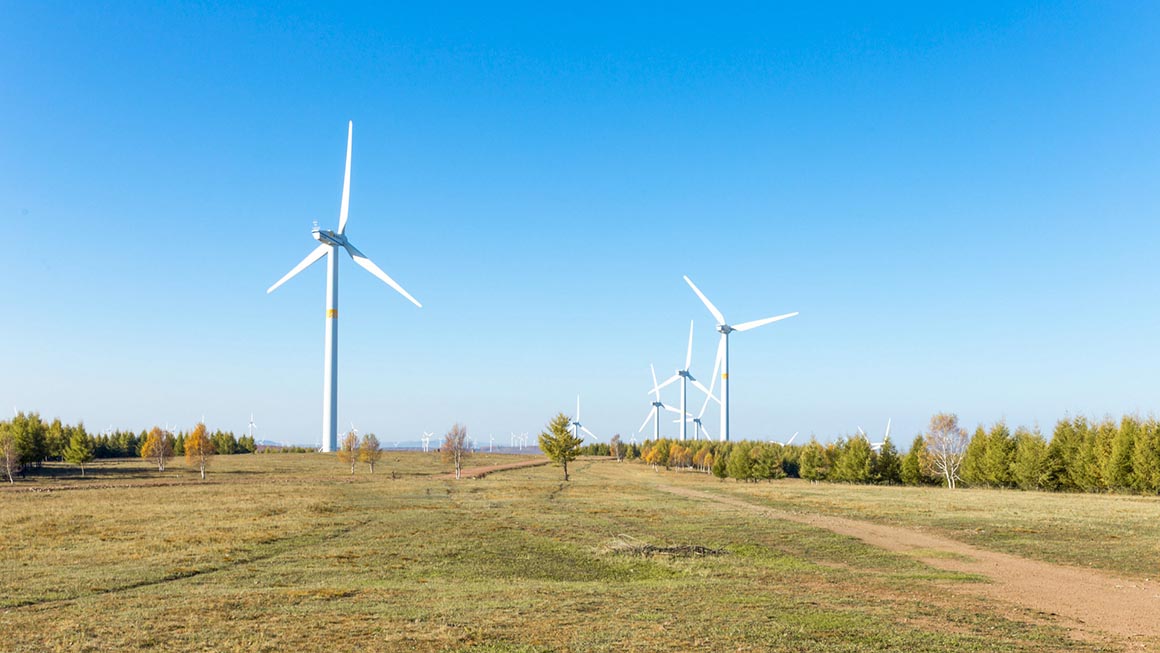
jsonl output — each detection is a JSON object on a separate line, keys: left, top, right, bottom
{"left": 683, "top": 275, "right": 797, "bottom": 442}
{"left": 267, "top": 122, "right": 421, "bottom": 452}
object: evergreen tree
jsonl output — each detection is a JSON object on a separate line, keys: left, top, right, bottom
{"left": 1010, "top": 427, "right": 1050, "bottom": 491}
{"left": 726, "top": 441, "right": 754, "bottom": 481}
{"left": 874, "top": 438, "right": 902, "bottom": 484}
{"left": 799, "top": 439, "right": 827, "bottom": 482}
{"left": 45, "top": 418, "right": 66, "bottom": 461}
{"left": 1130, "top": 419, "right": 1160, "bottom": 494}
{"left": 981, "top": 422, "right": 1015, "bottom": 487}
{"left": 1105, "top": 416, "right": 1137, "bottom": 490}
{"left": 900, "top": 435, "right": 933, "bottom": 485}
{"left": 538, "top": 413, "right": 583, "bottom": 481}
{"left": 961, "top": 425, "right": 988, "bottom": 486}
{"left": 11, "top": 412, "right": 47, "bottom": 468}
{"left": 832, "top": 437, "right": 873, "bottom": 483}
{"left": 711, "top": 445, "right": 730, "bottom": 478}
{"left": 63, "top": 429, "right": 94, "bottom": 476}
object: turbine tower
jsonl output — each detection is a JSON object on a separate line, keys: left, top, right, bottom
{"left": 683, "top": 275, "right": 797, "bottom": 442}
{"left": 267, "top": 122, "right": 421, "bottom": 452}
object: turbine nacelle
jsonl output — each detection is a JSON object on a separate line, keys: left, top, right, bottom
{"left": 312, "top": 228, "right": 347, "bottom": 248}
{"left": 716, "top": 324, "right": 735, "bottom": 335}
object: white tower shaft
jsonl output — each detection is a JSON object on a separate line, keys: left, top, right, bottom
{"left": 720, "top": 332, "right": 730, "bottom": 442}
{"left": 322, "top": 247, "right": 339, "bottom": 452}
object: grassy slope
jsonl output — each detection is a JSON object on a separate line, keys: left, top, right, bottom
{"left": 0, "top": 454, "right": 1124, "bottom": 652}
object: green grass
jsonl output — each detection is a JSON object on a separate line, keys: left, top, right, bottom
{"left": 0, "top": 454, "right": 1129, "bottom": 651}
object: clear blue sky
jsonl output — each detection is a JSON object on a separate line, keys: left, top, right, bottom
{"left": 2, "top": 2, "right": 1157, "bottom": 446}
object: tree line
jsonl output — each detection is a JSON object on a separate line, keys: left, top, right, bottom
{"left": 0, "top": 412, "right": 258, "bottom": 481}
{"left": 598, "top": 412, "right": 1160, "bottom": 494}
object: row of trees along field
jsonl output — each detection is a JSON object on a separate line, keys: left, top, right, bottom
{"left": 0, "top": 412, "right": 258, "bottom": 481}
{"left": 581, "top": 413, "right": 1160, "bottom": 494}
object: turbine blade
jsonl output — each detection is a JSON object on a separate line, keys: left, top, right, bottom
{"left": 344, "top": 243, "right": 422, "bottom": 307}
{"left": 885, "top": 418, "right": 892, "bottom": 441}
{"left": 581, "top": 426, "right": 597, "bottom": 440}
{"left": 662, "top": 404, "right": 682, "bottom": 415}
{"left": 267, "top": 244, "right": 329, "bottom": 294}
{"left": 683, "top": 275, "right": 725, "bottom": 324}
{"left": 650, "top": 364, "right": 660, "bottom": 393}
{"left": 733, "top": 311, "right": 799, "bottom": 332}
{"left": 638, "top": 407, "right": 657, "bottom": 433}
{"left": 685, "top": 319, "right": 694, "bottom": 371}
{"left": 858, "top": 426, "right": 866, "bottom": 436}
{"left": 787, "top": 432, "right": 798, "bottom": 446}
{"left": 338, "top": 121, "right": 353, "bottom": 235}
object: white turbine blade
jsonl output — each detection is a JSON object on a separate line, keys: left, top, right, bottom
{"left": 649, "top": 363, "right": 662, "bottom": 395}
{"left": 885, "top": 418, "right": 892, "bottom": 441}
{"left": 697, "top": 390, "right": 713, "bottom": 419}
{"left": 338, "top": 121, "right": 353, "bottom": 235}
{"left": 638, "top": 407, "right": 657, "bottom": 433}
{"left": 706, "top": 336, "right": 724, "bottom": 396}
{"left": 580, "top": 426, "right": 597, "bottom": 440}
{"left": 733, "top": 311, "right": 799, "bottom": 332}
{"left": 684, "top": 319, "right": 694, "bottom": 371}
{"left": 267, "top": 243, "right": 329, "bottom": 294}
{"left": 656, "top": 373, "right": 680, "bottom": 391}
{"left": 683, "top": 275, "right": 725, "bottom": 324}
{"left": 344, "top": 243, "right": 422, "bottom": 307}
{"left": 662, "top": 404, "right": 682, "bottom": 415}
{"left": 576, "top": 395, "right": 581, "bottom": 421}
{"left": 786, "top": 432, "right": 798, "bottom": 446}
{"left": 857, "top": 426, "right": 866, "bottom": 436}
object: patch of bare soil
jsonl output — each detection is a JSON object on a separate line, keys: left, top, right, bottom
{"left": 437, "top": 458, "right": 550, "bottom": 479}
{"left": 661, "top": 485, "right": 1160, "bottom": 649}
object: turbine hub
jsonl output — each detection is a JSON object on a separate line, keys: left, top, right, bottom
{"left": 717, "top": 324, "right": 734, "bottom": 335}
{"left": 312, "top": 228, "right": 345, "bottom": 247}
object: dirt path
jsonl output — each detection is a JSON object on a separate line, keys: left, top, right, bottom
{"left": 661, "top": 484, "right": 1159, "bottom": 647}
{"left": 437, "top": 458, "right": 549, "bottom": 479}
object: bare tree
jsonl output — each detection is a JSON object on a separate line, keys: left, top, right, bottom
{"left": 442, "top": 423, "right": 470, "bottom": 480}
{"left": 358, "top": 433, "right": 383, "bottom": 473}
{"left": 337, "top": 431, "right": 359, "bottom": 474}
{"left": 609, "top": 433, "right": 625, "bottom": 462}
{"left": 922, "top": 412, "right": 970, "bottom": 489}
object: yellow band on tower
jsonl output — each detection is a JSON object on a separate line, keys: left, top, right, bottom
{"left": 722, "top": 373, "right": 728, "bottom": 379}
{"left": 327, "top": 309, "right": 338, "bottom": 318}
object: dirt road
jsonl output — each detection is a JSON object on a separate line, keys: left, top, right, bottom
{"left": 661, "top": 484, "right": 1159, "bottom": 648}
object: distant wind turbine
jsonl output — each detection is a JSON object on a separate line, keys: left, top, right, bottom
{"left": 267, "top": 121, "right": 421, "bottom": 453}
{"left": 571, "top": 396, "right": 598, "bottom": 442}
{"left": 656, "top": 320, "right": 716, "bottom": 441}
{"left": 683, "top": 275, "right": 798, "bottom": 442}
{"left": 639, "top": 364, "right": 682, "bottom": 440}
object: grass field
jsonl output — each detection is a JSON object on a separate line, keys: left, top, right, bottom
{"left": 1, "top": 453, "right": 1153, "bottom": 652}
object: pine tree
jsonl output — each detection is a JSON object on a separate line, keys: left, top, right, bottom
{"left": 726, "top": 441, "right": 754, "bottom": 481}
{"left": 63, "top": 429, "right": 94, "bottom": 476}
{"left": 981, "top": 422, "right": 1015, "bottom": 487}
{"left": 832, "top": 437, "right": 873, "bottom": 483}
{"left": 538, "top": 413, "right": 583, "bottom": 481}
{"left": 874, "top": 438, "right": 902, "bottom": 484}
{"left": 799, "top": 439, "right": 827, "bottom": 482}
{"left": 961, "top": 425, "right": 988, "bottom": 486}
{"left": 1105, "top": 416, "right": 1137, "bottom": 491}
{"left": 1011, "top": 427, "right": 1050, "bottom": 491}
{"left": 1130, "top": 419, "right": 1160, "bottom": 494}
{"left": 901, "top": 435, "right": 933, "bottom": 485}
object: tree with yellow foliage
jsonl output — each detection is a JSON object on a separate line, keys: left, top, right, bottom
{"left": 337, "top": 431, "right": 359, "bottom": 474}
{"left": 185, "top": 423, "right": 215, "bottom": 480}
{"left": 140, "top": 426, "right": 174, "bottom": 472}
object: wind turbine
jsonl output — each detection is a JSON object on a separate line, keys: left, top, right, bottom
{"left": 488, "top": 433, "right": 495, "bottom": 452}
{"left": 773, "top": 432, "right": 799, "bottom": 447}
{"left": 571, "top": 396, "right": 598, "bottom": 442}
{"left": 421, "top": 431, "right": 433, "bottom": 453}
{"left": 683, "top": 275, "right": 798, "bottom": 442}
{"left": 674, "top": 351, "right": 722, "bottom": 441}
{"left": 860, "top": 419, "right": 892, "bottom": 452}
{"left": 639, "top": 364, "right": 682, "bottom": 440}
{"left": 655, "top": 320, "right": 717, "bottom": 441}
{"left": 248, "top": 414, "right": 258, "bottom": 440}
{"left": 267, "top": 121, "right": 421, "bottom": 452}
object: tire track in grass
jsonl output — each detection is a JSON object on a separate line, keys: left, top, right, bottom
{"left": 659, "top": 484, "right": 1160, "bottom": 648}
{"left": 5, "top": 518, "right": 372, "bottom": 612}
